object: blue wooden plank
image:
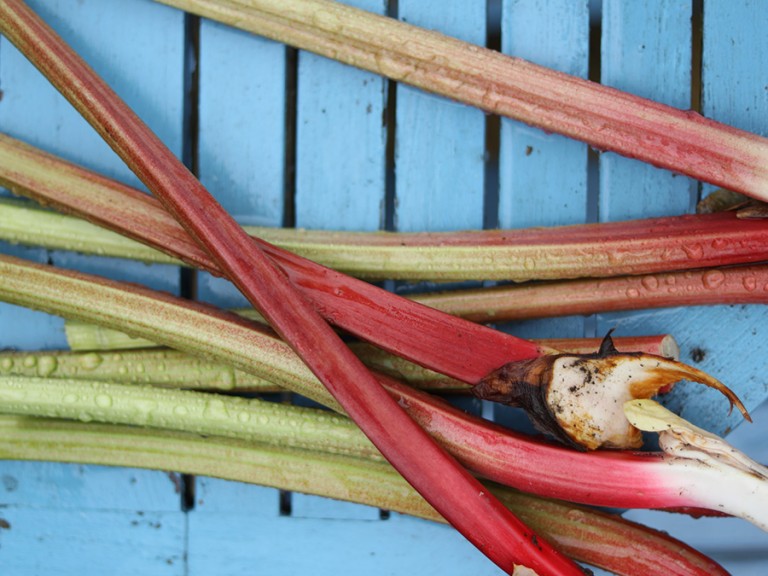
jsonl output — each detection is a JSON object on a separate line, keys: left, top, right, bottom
{"left": 0, "top": 1, "right": 188, "bottom": 573}
{"left": 599, "top": 0, "right": 695, "bottom": 221}
{"left": 295, "top": 0, "right": 387, "bottom": 231}
{"left": 499, "top": 0, "right": 590, "bottom": 228}
{"left": 0, "top": 508, "right": 186, "bottom": 575}
{"left": 394, "top": 1, "right": 485, "bottom": 232}
{"left": 495, "top": 0, "right": 591, "bottom": 436}
{"left": 195, "top": 18, "right": 287, "bottom": 307}
{"left": 188, "top": 512, "right": 504, "bottom": 576}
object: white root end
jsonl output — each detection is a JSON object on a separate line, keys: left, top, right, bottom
{"left": 545, "top": 349, "right": 750, "bottom": 450}
{"left": 625, "top": 399, "right": 768, "bottom": 532}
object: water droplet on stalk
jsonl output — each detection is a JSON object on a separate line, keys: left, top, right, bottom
{"left": 0, "top": 358, "right": 13, "bottom": 372}
{"left": 743, "top": 276, "right": 758, "bottom": 292}
{"left": 523, "top": 257, "right": 536, "bottom": 270}
{"left": 95, "top": 394, "right": 112, "bottom": 408}
{"left": 79, "top": 353, "right": 102, "bottom": 370}
{"left": 36, "top": 356, "right": 57, "bottom": 377}
{"left": 641, "top": 276, "right": 659, "bottom": 290}
{"left": 626, "top": 288, "right": 640, "bottom": 298}
{"left": 702, "top": 270, "right": 725, "bottom": 290}
{"left": 682, "top": 243, "right": 704, "bottom": 260}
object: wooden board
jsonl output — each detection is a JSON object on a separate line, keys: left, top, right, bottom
{"left": 1, "top": 0, "right": 766, "bottom": 573}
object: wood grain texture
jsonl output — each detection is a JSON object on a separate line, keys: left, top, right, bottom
{"left": 195, "top": 17, "right": 287, "bottom": 307}
{"left": 395, "top": 0, "right": 486, "bottom": 232}
{"left": 295, "top": 0, "right": 387, "bottom": 231}
{"left": 499, "top": 0, "right": 589, "bottom": 229}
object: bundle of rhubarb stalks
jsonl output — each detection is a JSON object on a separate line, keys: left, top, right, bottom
{"left": 1, "top": 1, "right": 768, "bottom": 574}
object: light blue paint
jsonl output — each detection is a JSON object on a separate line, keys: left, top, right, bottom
{"left": 0, "top": 2, "right": 188, "bottom": 573}
{"left": 197, "top": 20, "right": 286, "bottom": 226}
{"left": 295, "top": 0, "right": 388, "bottom": 232}
{"left": 194, "top": 476, "right": 281, "bottom": 516}
{"left": 499, "top": 0, "right": 590, "bottom": 228}
{"left": 599, "top": 0, "right": 696, "bottom": 220}
{"left": 395, "top": 1, "right": 486, "bottom": 232}
{"left": 292, "top": 493, "right": 380, "bottom": 520}
{"left": 0, "top": 508, "right": 186, "bottom": 575}
{"left": 188, "top": 512, "right": 505, "bottom": 576}
{"left": 496, "top": 0, "right": 590, "bottom": 390}
{"left": 0, "top": 0, "right": 185, "bottom": 187}
{"left": 0, "top": 461, "right": 181, "bottom": 511}
{"left": 196, "top": 17, "right": 287, "bottom": 306}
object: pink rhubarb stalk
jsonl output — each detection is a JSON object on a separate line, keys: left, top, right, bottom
{"left": 0, "top": 253, "right": 765, "bottom": 530}
{"left": 0, "top": 2, "right": 583, "bottom": 573}
{"left": 154, "top": 0, "right": 768, "bottom": 202}
{"left": 3, "top": 134, "right": 768, "bottom": 284}
{"left": 414, "top": 264, "right": 768, "bottom": 324}
{"left": 2, "top": 134, "right": 762, "bottom": 386}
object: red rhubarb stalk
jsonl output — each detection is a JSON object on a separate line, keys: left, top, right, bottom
{"left": 1, "top": 253, "right": 765, "bottom": 531}
{"left": 3, "top": 134, "right": 764, "bottom": 383}
{"left": 6, "top": 133, "right": 768, "bottom": 282}
{"left": 413, "top": 264, "right": 768, "bottom": 323}
{"left": 0, "top": 2, "right": 582, "bottom": 573}
{"left": 0, "top": 124, "right": 750, "bottom": 450}
{"left": 154, "top": 0, "right": 768, "bottom": 202}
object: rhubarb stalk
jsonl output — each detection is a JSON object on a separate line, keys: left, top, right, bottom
{"left": 0, "top": 414, "right": 729, "bottom": 576}
{"left": 0, "top": 2, "right": 580, "bottom": 572}
{"left": 0, "top": 130, "right": 750, "bottom": 447}
{"left": 3, "top": 134, "right": 768, "bottom": 283}
{"left": 0, "top": 334, "right": 679, "bottom": 395}
{"left": 1, "top": 254, "right": 766, "bottom": 530}
{"left": 152, "top": 0, "right": 768, "bottom": 201}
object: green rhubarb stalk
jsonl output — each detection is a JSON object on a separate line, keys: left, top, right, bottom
{"left": 0, "top": 128, "right": 749, "bottom": 427}
{"left": 1, "top": 253, "right": 765, "bottom": 529}
{"left": 0, "top": 334, "right": 678, "bottom": 396}
{"left": 4, "top": 136, "right": 768, "bottom": 283}
{"left": 1, "top": 4, "right": 575, "bottom": 572}
{"left": 152, "top": 0, "right": 768, "bottom": 201}
{"left": 0, "top": 414, "right": 727, "bottom": 576}
{"left": 0, "top": 376, "right": 378, "bottom": 459}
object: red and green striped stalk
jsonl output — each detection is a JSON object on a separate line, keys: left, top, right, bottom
{"left": 154, "top": 0, "right": 768, "bottom": 202}
{"left": 3, "top": 134, "right": 768, "bottom": 285}
{"left": 0, "top": 414, "right": 730, "bottom": 576}
{"left": 0, "top": 2, "right": 584, "bottom": 573}
{"left": 2, "top": 134, "right": 765, "bottom": 387}
{"left": 1, "top": 253, "right": 766, "bottom": 532}
{"left": 413, "top": 265, "right": 768, "bottom": 323}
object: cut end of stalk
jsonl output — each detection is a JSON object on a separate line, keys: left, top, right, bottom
{"left": 474, "top": 331, "right": 749, "bottom": 450}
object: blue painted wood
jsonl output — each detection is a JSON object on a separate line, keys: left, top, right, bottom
{"left": 195, "top": 17, "right": 287, "bottom": 308}
{"left": 494, "top": 0, "right": 590, "bottom": 437}
{"left": 395, "top": 1, "right": 486, "bottom": 232}
{"left": 295, "top": 0, "right": 388, "bottom": 232}
{"left": 0, "top": 1, "right": 187, "bottom": 573}
{"left": 499, "top": 0, "right": 590, "bottom": 229}
{"left": 599, "top": 0, "right": 695, "bottom": 221}
{"left": 188, "top": 509, "right": 504, "bottom": 576}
